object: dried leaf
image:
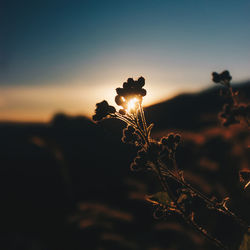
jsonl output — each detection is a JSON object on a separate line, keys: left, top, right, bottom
{"left": 146, "top": 191, "right": 172, "bottom": 206}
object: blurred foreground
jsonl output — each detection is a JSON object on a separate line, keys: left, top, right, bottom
{"left": 0, "top": 83, "right": 249, "bottom": 250}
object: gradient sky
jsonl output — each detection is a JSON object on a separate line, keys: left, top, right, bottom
{"left": 0, "top": 0, "right": 250, "bottom": 121}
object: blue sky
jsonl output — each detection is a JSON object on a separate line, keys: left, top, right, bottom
{"left": 0, "top": 0, "right": 250, "bottom": 121}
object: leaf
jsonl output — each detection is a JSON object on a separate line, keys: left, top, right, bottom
{"left": 146, "top": 191, "right": 172, "bottom": 206}
{"left": 147, "top": 123, "right": 154, "bottom": 138}
{"left": 239, "top": 229, "right": 250, "bottom": 250}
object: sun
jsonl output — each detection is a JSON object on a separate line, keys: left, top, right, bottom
{"left": 127, "top": 97, "right": 139, "bottom": 113}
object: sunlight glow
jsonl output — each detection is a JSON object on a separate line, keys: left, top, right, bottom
{"left": 127, "top": 97, "right": 139, "bottom": 113}
{"left": 0, "top": 74, "right": 191, "bottom": 122}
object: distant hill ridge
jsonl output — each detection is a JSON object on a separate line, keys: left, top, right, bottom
{"left": 0, "top": 81, "right": 249, "bottom": 131}
{"left": 144, "top": 81, "right": 250, "bottom": 131}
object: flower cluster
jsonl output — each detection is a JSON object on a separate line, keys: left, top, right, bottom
{"left": 212, "top": 70, "right": 232, "bottom": 86}
{"left": 219, "top": 103, "right": 250, "bottom": 127}
{"left": 158, "top": 134, "right": 181, "bottom": 168}
{"left": 92, "top": 100, "right": 116, "bottom": 121}
{"left": 161, "top": 134, "right": 181, "bottom": 152}
{"left": 121, "top": 126, "right": 139, "bottom": 144}
{"left": 211, "top": 70, "right": 250, "bottom": 127}
{"left": 130, "top": 148, "right": 148, "bottom": 172}
{"left": 115, "top": 77, "right": 146, "bottom": 113}
{"left": 129, "top": 133, "right": 181, "bottom": 172}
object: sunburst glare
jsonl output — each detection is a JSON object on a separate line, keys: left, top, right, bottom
{"left": 127, "top": 97, "right": 139, "bottom": 113}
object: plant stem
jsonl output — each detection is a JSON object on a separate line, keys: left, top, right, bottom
{"left": 229, "top": 86, "right": 238, "bottom": 106}
{"left": 113, "top": 113, "right": 149, "bottom": 147}
{"left": 159, "top": 159, "right": 249, "bottom": 230}
{"left": 153, "top": 159, "right": 229, "bottom": 250}
{"left": 139, "top": 104, "right": 148, "bottom": 137}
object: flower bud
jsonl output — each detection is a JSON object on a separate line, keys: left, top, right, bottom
{"left": 137, "top": 76, "right": 145, "bottom": 87}
{"left": 115, "top": 95, "right": 124, "bottom": 105}
{"left": 119, "top": 109, "right": 126, "bottom": 115}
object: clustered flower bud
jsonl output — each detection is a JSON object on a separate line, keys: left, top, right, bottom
{"left": 161, "top": 133, "right": 181, "bottom": 151}
{"left": 121, "top": 125, "right": 139, "bottom": 144}
{"left": 119, "top": 109, "right": 126, "bottom": 115}
{"left": 130, "top": 148, "right": 148, "bottom": 172}
{"left": 219, "top": 103, "right": 250, "bottom": 127}
{"left": 115, "top": 77, "right": 146, "bottom": 112}
{"left": 92, "top": 100, "right": 116, "bottom": 121}
{"left": 212, "top": 70, "right": 232, "bottom": 86}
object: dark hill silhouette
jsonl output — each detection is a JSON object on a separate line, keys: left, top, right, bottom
{"left": 145, "top": 81, "right": 250, "bottom": 131}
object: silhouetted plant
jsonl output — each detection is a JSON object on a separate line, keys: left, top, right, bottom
{"left": 212, "top": 71, "right": 250, "bottom": 250}
{"left": 93, "top": 76, "right": 249, "bottom": 250}
{"left": 212, "top": 70, "right": 250, "bottom": 127}
{"left": 213, "top": 70, "right": 250, "bottom": 193}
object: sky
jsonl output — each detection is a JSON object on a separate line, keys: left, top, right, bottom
{"left": 0, "top": 0, "right": 250, "bottom": 122}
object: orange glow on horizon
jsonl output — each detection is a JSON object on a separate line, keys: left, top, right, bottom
{"left": 0, "top": 77, "right": 199, "bottom": 123}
